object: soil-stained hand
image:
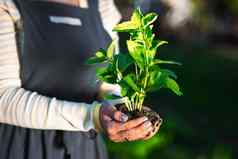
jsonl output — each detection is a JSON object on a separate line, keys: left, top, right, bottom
{"left": 99, "top": 103, "right": 153, "bottom": 142}
{"left": 142, "top": 106, "right": 162, "bottom": 140}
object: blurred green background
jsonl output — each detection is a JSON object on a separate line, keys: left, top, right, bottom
{"left": 106, "top": 0, "right": 238, "bottom": 159}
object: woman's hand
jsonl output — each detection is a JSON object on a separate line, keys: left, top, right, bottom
{"left": 142, "top": 107, "right": 162, "bottom": 140}
{"left": 99, "top": 103, "right": 154, "bottom": 142}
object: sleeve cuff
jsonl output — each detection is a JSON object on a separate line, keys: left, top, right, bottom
{"left": 92, "top": 102, "right": 104, "bottom": 132}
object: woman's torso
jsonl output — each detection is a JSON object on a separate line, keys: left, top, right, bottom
{"left": 0, "top": 0, "right": 121, "bottom": 159}
{"left": 18, "top": 0, "right": 111, "bottom": 102}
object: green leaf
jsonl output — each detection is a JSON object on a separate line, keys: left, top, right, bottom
{"left": 165, "top": 78, "right": 183, "bottom": 96}
{"left": 85, "top": 56, "right": 107, "bottom": 64}
{"left": 123, "top": 74, "right": 140, "bottom": 92}
{"left": 127, "top": 40, "right": 145, "bottom": 70}
{"left": 145, "top": 25, "right": 154, "bottom": 42}
{"left": 153, "top": 59, "right": 182, "bottom": 66}
{"left": 95, "top": 49, "right": 106, "bottom": 58}
{"left": 99, "top": 75, "right": 115, "bottom": 84}
{"left": 119, "top": 81, "right": 130, "bottom": 97}
{"left": 103, "top": 94, "right": 122, "bottom": 100}
{"left": 113, "top": 21, "right": 140, "bottom": 32}
{"left": 147, "top": 69, "right": 168, "bottom": 92}
{"left": 142, "top": 13, "right": 158, "bottom": 27}
{"left": 115, "top": 53, "right": 134, "bottom": 72}
{"left": 86, "top": 49, "right": 107, "bottom": 64}
{"left": 146, "top": 49, "right": 156, "bottom": 62}
{"left": 120, "top": 87, "right": 128, "bottom": 97}
{"left": 152, "top": 40, "right": 168, "bottom": 49}
{"left": 96, "top": 67, "right": 107, "bottom": 76}
{"left": 150, "top": 40, "right": 168, "bottom": 57}
{"left": 131, "top": 8, "right": 142, "bottom": 26}
{"left": 115, "top": 59, "right": 123, "bottom": 81}
{"left": 161, "top": 69, "right": 178, "bottom": 79}
{"left": 96, "top": 67, "right": 116, "bottom": 84}
{"left": 156, "top": 40, "right": 168, "bottom": 48}
{"left": 107, "top": 40, "right": 116, "bottom": 59}
{"left": 131, "top": 31, "right": 144, "bottom": 41}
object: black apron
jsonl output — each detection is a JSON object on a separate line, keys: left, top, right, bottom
{"left": 0, "top": 0, "right": 111, "bottom": 159}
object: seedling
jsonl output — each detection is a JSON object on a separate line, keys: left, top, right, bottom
{"left": 87, "top": 8, "right": 182, "bottom": 123}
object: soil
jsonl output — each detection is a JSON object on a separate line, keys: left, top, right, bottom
{"left": 115, "top": 104, "right": 162, "bottom": 128}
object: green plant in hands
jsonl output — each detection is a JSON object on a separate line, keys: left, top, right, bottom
{"left": 87, "top": 8, "right": 183, "bottom": 112}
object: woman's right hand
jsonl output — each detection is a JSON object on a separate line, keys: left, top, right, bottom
{"left": 99, "top": 103, "right": 153, "bottom": 142}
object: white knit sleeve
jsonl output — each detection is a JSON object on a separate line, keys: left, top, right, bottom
{"left": 99, "top": 0, "right": 121, "bottom": 39}
{"left": 0, "top": 0, "right": 102, "bottom": 132}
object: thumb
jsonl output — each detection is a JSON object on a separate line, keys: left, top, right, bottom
{"left": 111, "top": 110, "right": 128, "bottom": 122}
{"left": 102, "top": 100, "right": 128, "bottom": 122}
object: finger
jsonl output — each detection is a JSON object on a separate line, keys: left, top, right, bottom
{"left": 104, "top": 117, "right": 149, "bottom": 136}
{"left": 108, "top": 125, "right": 153, "bottom": 143}
{"left": 102, "top": 113, "right": 113, "bottom": 122}
{"left": 107, "top": 134, "right": 125, "bottom": 143}
{"left": 136, "top": 125, "right": 154, "bottom": 141}
{"left": 117, "top": 120, "right": 153, "bottom": 141}
{"left": 143, "top": 121, "right": 161, "bottom": 140}
{"left": 104, "top": 104, "right": 128, "bottom": 122}
{"left": 159, "top": 117, "right": 163, "bottom": 126}
{"left": 117, "top": 116, "right": 148, "bottom": 131}
{"left": 124, "top": 123, "right": 153, "bottom": 142}
{"left": 112, "top": 110, "right": 128, "bottom": 122}
{"left": 142, "top": 106, "right": 152, "bottom": 111}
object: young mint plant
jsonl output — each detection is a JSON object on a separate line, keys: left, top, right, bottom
{"left": 86, "top": 8, "right": 183, "bottom": 112}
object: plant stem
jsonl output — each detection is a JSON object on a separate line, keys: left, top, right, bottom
{"left": 136, "top": 93, "right": 140, "bottom": 110}
{"left": 138, "top": 93, "right": 145, "bottom": 111}
{"left": 126, "top": 99, "right": 132, "bottom": 111}
{"left": 132, "top": 95, "right": 135, "bottom": 111}
{"left": 135, "top": 64, "right": 138, "bottom": 81}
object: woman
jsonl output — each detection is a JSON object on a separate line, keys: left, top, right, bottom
{"left": 0, "top": 0, "right": 161, "bottom": 159}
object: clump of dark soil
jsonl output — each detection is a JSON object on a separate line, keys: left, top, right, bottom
{"left": 115, "top": 104, "right": 162, "bottom": 128}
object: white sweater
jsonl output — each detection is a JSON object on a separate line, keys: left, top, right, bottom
{"left": 0, "top": 0, "right": 121, "bottom": 132}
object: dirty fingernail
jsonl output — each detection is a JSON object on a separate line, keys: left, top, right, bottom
{"left": 144, "top": 121, "right": 151, "bottom": 128}
{"left": 120, "top": 113, "right": 128, "bottom": 122}
{"left": 152, "top": 128, "right": 156, "bottom": 133}
{"left": 143, "top": 117, "right": 148, "bottom": 121}
{"left": 146, "top": 131, "right": 151, "bottom": 137}
{"left": 159, "top": 118, "right": 163, "bottom": 124}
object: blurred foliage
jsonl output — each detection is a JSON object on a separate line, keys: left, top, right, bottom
{"left": 224, "top": 0, "right": 238, "bottom": 15}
